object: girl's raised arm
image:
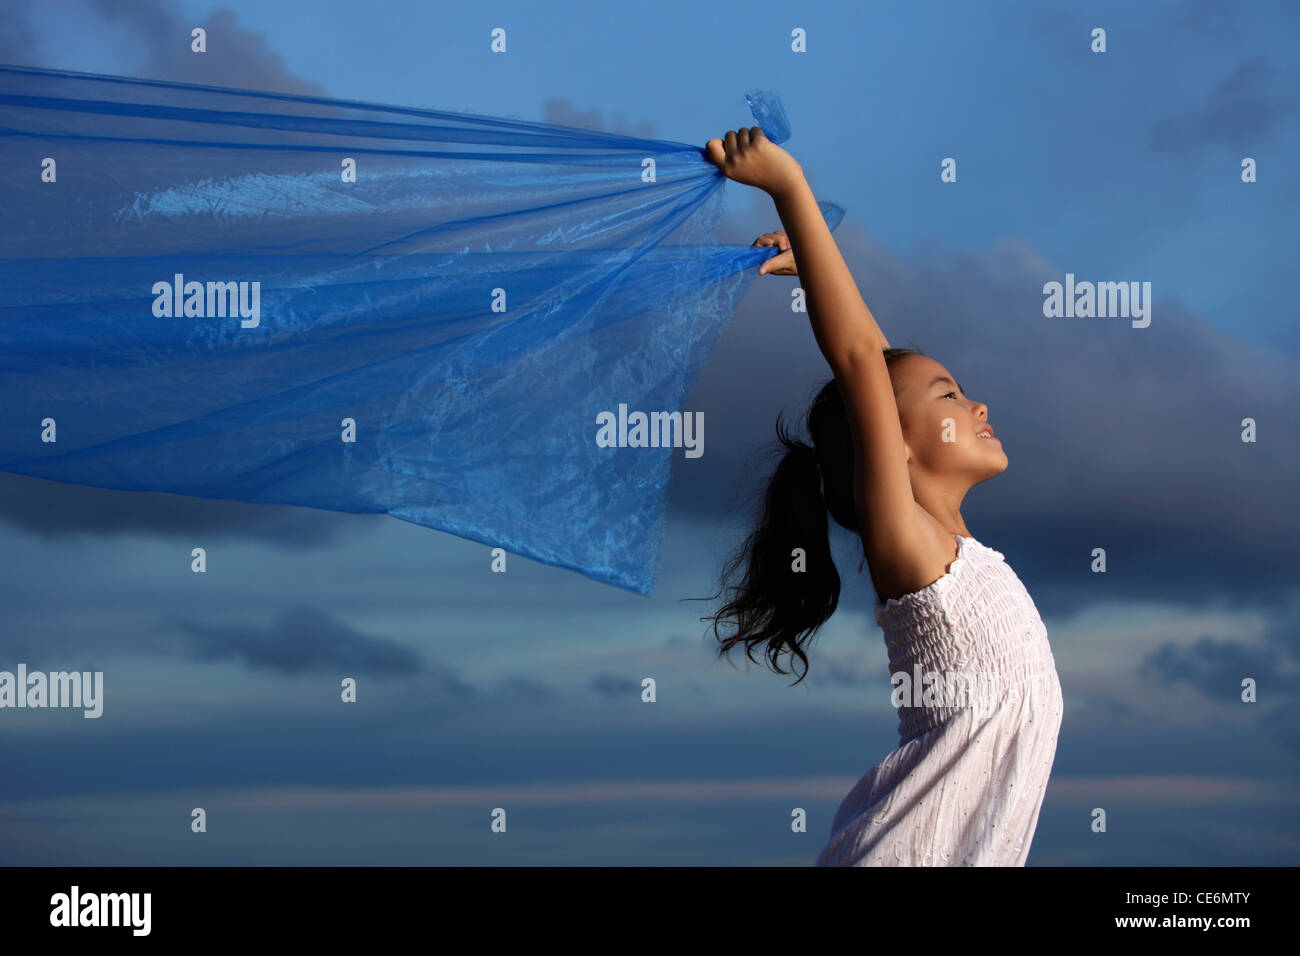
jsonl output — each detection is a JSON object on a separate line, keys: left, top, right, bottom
{"left": 707, "top": 127, "right": 923, "bottom": 567}
{"left": 754, "top": 227, "right": 893, "bottom": 351}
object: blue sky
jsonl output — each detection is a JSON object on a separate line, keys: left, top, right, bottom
{"left": 1, "top": 0, "right": 1298, "bottom": 865}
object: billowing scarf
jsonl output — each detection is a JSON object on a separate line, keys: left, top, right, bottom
{"left": 0, "top": 65, "right": 841, "bottom": 593}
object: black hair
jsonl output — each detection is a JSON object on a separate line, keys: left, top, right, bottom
{"left": 694, "top": 347, "right": 926, "bottom": 685}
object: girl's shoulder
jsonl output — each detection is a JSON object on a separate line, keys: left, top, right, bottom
{"left": 864, "top": 503, "right": 962, "bottom": 605}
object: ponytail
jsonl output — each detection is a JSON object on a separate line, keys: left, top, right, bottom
{"left": 698, "top": 411, "right": 841, "bottom": 686}
{"left": 693, "top": 347, "right": 925, "bottom": 685}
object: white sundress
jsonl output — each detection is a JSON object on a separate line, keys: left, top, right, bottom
{"left": 815, "top": 533, "right": 1064, "bottom": 866}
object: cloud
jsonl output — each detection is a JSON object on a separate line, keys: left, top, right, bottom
{"left": 7, "top": 0, "right": 1298, "bottom": 635}
{"left": 495, "top": 674, "right": 557, "bottom": 701}
{"left": 0, "top": 472, "right": 365, "bottom": 548}
{"left": 1140, "top": 637, "right": 1286, "bottom": 697}
{"left": 163, "top": 605, "right": 428, "bottom": 677}
{"left": 1137, "top": 592, "right": 1300, "bottom": 755}
{"left": 1146, "top": 55, "right": 1297, "bottom": 154}
{"left": 0, "top": 0, "right": 327, "bottom": 96}
{"left": 87, "top": 0, "right": 328, "bottom": 96}
{"left": 0, "top": 0, "right": 39, "bottom": 63}
{"left": 158, "top": 606, "right": 570, "bottom": 701}
{"left": 588, "top": 673, "right": 643, "bottom": 698}
{"left": 542, "top": 96, "right": 656, "bottom": 139}
{"left": 1168, "top": 0, "right": 1245, "bottom": 40}
{"left": 1070, "top": 691, "right": 1137, "bottom": 720}
{"left": 672, "top": 211, "right": 1300, "bottom": 618}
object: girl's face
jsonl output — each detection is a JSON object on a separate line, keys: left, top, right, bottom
{"left": 890, "top": 354, "right": 1008, "bottom": 484}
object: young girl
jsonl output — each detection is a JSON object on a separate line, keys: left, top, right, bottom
{"left": 702, "top": 127, "right": 1064, "bottom": 866}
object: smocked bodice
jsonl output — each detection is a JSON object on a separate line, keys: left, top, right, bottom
{"left": 873, "top": 534, "right": 1061, "bottom": 745}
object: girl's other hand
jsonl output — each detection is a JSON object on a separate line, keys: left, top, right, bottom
{"left": 705, "top": 127, "right": 804, "bottom": 197}
{"left": 754, "top": 230, "right": 797, "bottom": 276}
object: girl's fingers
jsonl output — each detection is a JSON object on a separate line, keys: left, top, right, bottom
{"left": 759, "top": 248, "right": 796, "bottom": 276}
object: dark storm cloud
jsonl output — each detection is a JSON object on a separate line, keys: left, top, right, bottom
{"left": 670, "top": 211, "right": 1300, "bottom": 617}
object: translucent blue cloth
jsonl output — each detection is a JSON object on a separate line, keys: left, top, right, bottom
{"left": 0, "top": 64, "right": 843, "bottom": 593}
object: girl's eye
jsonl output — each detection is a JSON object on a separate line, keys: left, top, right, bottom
{"left": 944, "top": 391, "right": 959, "bottom": 399}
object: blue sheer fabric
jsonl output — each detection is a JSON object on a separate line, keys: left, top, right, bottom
{"left": 0, "top": 64, "right": 842, "bottom": 593}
